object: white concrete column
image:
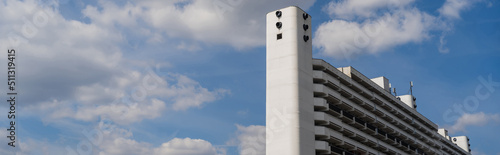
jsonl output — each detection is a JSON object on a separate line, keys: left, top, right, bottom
{"left": 266, "top": 6, "right": 315, "bottom": 155}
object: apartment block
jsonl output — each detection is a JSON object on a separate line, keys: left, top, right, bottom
{"left": 266, "top": 6, "right": 471, "bottom": 155}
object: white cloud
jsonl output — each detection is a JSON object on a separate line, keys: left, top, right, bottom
{"left": 314, "top": 0, "right": 480, "bottom": 58}
{"left": 98, "top": 137, "right": 225, "bottom": 155}
{"left": 314, "top": 8, "right": 440, "bottom": 58}
{"left": 436, "top": 0, "right": 480, "bottom": 53}
{"left": 439, "top": 32, "right": 450, "bottom": 53}
{"left": 0, "top": 129, "right": 69, "bottom": 155}
{"left": 157, "top": 74, "right": 230, "bottom": 111}
{"left": 448, "top": 112, "right": 500, "bottom": 133}
{"left": 0, "top": 0, "right": 227, "bottom": 125}
{"left": 0, "top": 0, "right": 268, "bottom": 155}
{"left": 324, "top": 0, "right": 414, "bottom": 19}
{"left": 153, "top": 138, "right": 222, "bottom": 155}
{"left": 439, "top": 0, "right": 478, "bottom": 19}
{"left": 0, "top": 124, "right": 224, "bottom": 155}
{"left": 24, "top": 72, "right": 228, "bottom": 125}
{"left": 81, "top": 0, "right": 316, "bottom": 49}
{"left": 0, "top": 0, "right": 124, "bottom": 104}
{"left": 230, "top": 124, "right": 266, "bottom": 155}
{"left": 99, "top": 137, "right": 153, "bottom": 155}
{"left": 97, "top": 126, "right": 224, "bottom": 155}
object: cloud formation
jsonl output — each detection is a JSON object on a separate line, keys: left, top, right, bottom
{"left": 324, "top": 0, "right": 414, "bottom": 19}
{"left": 1, "top": 123, "right": 225, "bottom": 155}
{"left": 313, "top": 0, "right": 479, "bottom": 58}
{"left": 439, "top": 0, "right": 477, "bottom": 19}
{"left": 100, "top": 137, "right": 222, "bottom": 155}
{"left": 81, "top": 0, "right": 316, "bottom": 49}
{"left": 230, "top": 124, "right": 266, "bottom": 155}
{"left": 91, "top": 124, "right": 226, "bottom": 155}
{"left": 448, "top": 112, "right": 500, "bottom": 133}
{"left": 0, "top": 0, "right": 227, "bottom": 126}
{"left": 314, "top": 7, "right": 440, "bottom": 58}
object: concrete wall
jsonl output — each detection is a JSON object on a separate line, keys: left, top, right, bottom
{"left": 266, "top": 6, "right": 315, "bottom": 155}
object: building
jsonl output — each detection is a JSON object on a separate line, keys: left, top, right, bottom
{"left": 266, "top": 6, "right": 471, "bottom": 155}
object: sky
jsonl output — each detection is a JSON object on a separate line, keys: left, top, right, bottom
{"left": 0, "top": 0, "right": 498, "bottom": 154}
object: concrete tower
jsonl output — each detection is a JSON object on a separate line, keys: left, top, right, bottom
{"left": 265, "top": 6, "right": 471, "bottom": 155}
{"left": 266, "top": 6, "right": 314, "bottom": 155}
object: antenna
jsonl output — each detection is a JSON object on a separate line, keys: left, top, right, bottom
{"left": 410, "top": 81, "right": 414, "bottom": 95}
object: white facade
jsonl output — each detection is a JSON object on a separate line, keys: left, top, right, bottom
{"left": 451, "top": 136, "right": 471, "bottom": 153}
{"left": 371, "top": 77, "right": 390, "bottom": 93}
{"left": 266, "top": 6, "right": 471, "bottom": 155}
{"left": 398, "top": 95, "right": 417, "bottom": 109}
{"left": 266, "top": 6, "right": 315, "bottom": 155}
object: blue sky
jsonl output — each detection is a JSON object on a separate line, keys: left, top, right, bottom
{"left": 0, "top": 0, "right": 499, "bottom": 154}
